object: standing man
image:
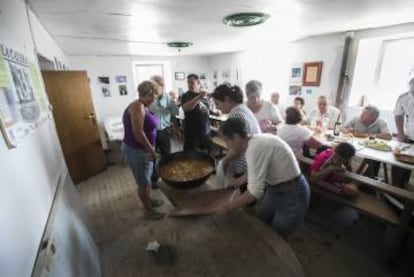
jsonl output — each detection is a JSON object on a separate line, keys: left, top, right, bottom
{"left": 149, "top": 75, "right": 178, "bottom": 156}
{"left": 181, "top": 74, "right": 210, "bottom": 151}
{"left": 149, "top": 75, "right": 178, "bottom": 187}
{"left": 393, "top": 77, "right": 414, "bottom": 187}
{"left": 270, "top": 92, "right": 285, "bottom": 119}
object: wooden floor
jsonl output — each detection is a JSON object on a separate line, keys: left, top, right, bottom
{"left": 77, "top": 165, "right": 173, "bottom": 276}
{"left": 78, "top": 163, "right": 414, "bottom": 277}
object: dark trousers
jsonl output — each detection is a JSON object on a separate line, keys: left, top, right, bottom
{"left": 363, "top": 159, "right": 381, "bottom": 178}
{"left": 391, "top": 139, "right": 413, "bottom": 187}
{"left": 392, "top": 166, "right": 411, "bottom": 188}
{"left": 155, "top": 128, "right": 171, "bottom": 156}
{"left": 151, "top": 128, "right": 171, "bottom": 184}
{"left": 183, "top": 133, "right": 210, "bottom": 151}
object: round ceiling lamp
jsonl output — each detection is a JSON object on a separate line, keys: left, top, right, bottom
{"left": 223, "top": 12, "right": 270, "bottom": 27}
{"left": 167, "top": 41, "right": 193, "bottom": 48}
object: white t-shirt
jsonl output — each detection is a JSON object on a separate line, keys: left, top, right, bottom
{"left": 246, "top": 134, "right": 301, "bottom": 199}
{"left": 274, "top": 104, "right": 286, "bottom": 119}
{"left": 394, "top": 91, "right": 414, "bottom": 140}
{"left": 277, "top": 124, "right": 312, "bottom": 154}
{"left": 254, "top": 100, "right": 283, "bottom": 125}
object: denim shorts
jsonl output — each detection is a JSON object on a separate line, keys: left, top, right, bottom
{"left": 121, "top": 143, "right": 153, "bottom": 187}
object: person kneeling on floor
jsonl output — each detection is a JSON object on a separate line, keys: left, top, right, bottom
{"left": 214, "top": 117, "right": 310, "bottom": 238}
{"left": 310, "top": 142, "right": 358, "bottom": 198}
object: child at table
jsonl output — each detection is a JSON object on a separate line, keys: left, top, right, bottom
{"left": 310, "top": 142, "right": 358, "bottom": 198}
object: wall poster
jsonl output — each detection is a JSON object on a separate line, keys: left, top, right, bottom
{"left": 0, "top": 43, "right": 49, "bottom": 148}
{"left": 98, "top": 76, "right": 111, "bottom": 97}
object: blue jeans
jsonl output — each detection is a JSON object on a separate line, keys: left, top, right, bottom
{"left": 121, "top": 143, "right": 153, "bottom": 187}
{"left": 256, "top": 175, "right": 310, "bottom": 238}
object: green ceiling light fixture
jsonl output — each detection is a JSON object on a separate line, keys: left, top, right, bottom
{"left": 167, "top": 41, "right": 193, "bottom": 52}
{"left": 223, "top": 12, "right": 270, "bottom": 27}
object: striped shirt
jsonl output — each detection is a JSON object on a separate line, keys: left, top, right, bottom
{"left": 228, "top": 104, "right": 261, "bottom": 135}
{"left": 394, "top": 91, "right": 414, "bottom": 140}
{"left": 227, "top": 104, "right": 261, "bottom": 174}
{"left": 344, "top": 116, "right": 390, "bottom": 134}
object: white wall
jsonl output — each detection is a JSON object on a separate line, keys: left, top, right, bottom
{"left": 69, "top": 55, "right": 209, "bottom": 146}
{"left": 0, "top": 1, "right": 96, "bottom": 276}
{"left": 206, "top": 34, "right": 346, "bottom": 113}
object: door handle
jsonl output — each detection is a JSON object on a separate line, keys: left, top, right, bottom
{"left": 84, "top": 112, "right": 97, "bottom": 125}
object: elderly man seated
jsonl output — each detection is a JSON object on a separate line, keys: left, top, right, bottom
{"left": 342, "top": 105, "right": 391, "bottom": 179}
{"left": 309, "top": 95, "right": 340, "bottom": 130}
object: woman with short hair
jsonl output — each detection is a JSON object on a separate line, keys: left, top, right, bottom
{"left": 122, "top": 80, "right": 164, "bottom": 220}
{"left": 211, "top": 84, "right": 261, "bottom": 187}
{"left": 278, "top": 107, "right": 323, "bottom": 154}
{"left": 245, "top": 80, "right": 283, "bottom": 133}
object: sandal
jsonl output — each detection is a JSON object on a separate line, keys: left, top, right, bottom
{"left": 150, "top": 199, "right": 164, "bottom": 207}
{"left": 144, "top": 210, "right": 164, "bottom": 220}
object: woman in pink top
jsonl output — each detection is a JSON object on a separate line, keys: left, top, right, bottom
{"left": 310, "top": 142, "right": 358, "bottom": 198}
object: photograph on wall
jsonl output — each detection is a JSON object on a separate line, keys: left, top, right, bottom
{"left": 98, "top": 76, "right": 111, "bottom": 97}
{"left": 0, "top": 43, "right": 49, "bottom": 148}
{"left": 289, "top": 85, "right": 302, "bottom": 95}
{"left": 175, "top": 72, "right": 185, "bottom": 80}
{"left": 290, "top": 65, "right": 302, "bottom": 85}
{"left": 303, "top": 61, "right": 323, "bottom": 86}
{"left": 119, "top": 85, "right": 128, "bottom": 96}
{"left": 116, "top": 75, "right": 127, "bottom": 83}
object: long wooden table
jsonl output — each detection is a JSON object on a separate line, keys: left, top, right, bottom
{"left": 153, "top": 180, "right": 304, "bottom": 277}
{"left": 311, "top": 129, "right": 414, "bottom": 171}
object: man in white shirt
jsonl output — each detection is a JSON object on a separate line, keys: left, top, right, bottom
{"left": 270, "top": 92, "right": 286, "bottom": 119}
{"left": 246, "top": 80, "right": 283, "bottom": 133}
{"left": 392, "top": 77, "right": 414, "bottom": 187}
{"left": 214, "top": 118, "right": 310, "bottom": 237}
{"left": 309, "top": 95, "right": 340, "bottom": 129}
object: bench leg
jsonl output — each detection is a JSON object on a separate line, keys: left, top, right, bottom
{"left": 387, "top": 202, "right": 414, "bottom": 264}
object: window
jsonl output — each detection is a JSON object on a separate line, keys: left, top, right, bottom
{"left": 349, "top": 36, "right": 414, "bottom": 110}
{"left": 132, "top": 61, "right": 172, "bottom": 93}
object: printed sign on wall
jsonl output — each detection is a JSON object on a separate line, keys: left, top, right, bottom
{"left": 0, "top": 43, "right": 49, "bottom": 148}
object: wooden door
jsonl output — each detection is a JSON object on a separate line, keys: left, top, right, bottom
{"left": 42, "top": 71, "right": 106, "bottom": 183}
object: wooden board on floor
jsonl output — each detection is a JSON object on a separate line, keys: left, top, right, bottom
{"left": 168, "top": 188, "right": 237, "bottom": 216}
{"left": 111, "top": 212, "right": 304, "bottom": 277}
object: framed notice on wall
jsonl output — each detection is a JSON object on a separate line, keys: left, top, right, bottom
{"left": 303, "top": 61, "right": 323, "bottom": 86}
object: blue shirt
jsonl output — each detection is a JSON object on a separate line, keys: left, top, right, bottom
{"left": 149, "top": 93, "right": 178, "bottom": 130}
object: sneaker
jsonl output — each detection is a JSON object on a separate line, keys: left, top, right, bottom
{"left": 144, "top": 210, "right": 164, "bottom": 220}
{"left": 150, "top": 199, "right": 164, "bottom": 207}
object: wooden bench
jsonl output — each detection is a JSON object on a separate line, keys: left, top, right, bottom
{"left": 296, "top": 155, "right": 414, "bottom": 263}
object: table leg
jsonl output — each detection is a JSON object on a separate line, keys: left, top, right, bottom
{"left": 382, "top": 163, "right": 389, "bottom": 184}
{"left": 356, "top": 159, "right": 368, "bottom": 174}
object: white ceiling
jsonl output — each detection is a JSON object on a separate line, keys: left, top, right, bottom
{"left": 28, "top": 0, "right": 414, "bottom": 56}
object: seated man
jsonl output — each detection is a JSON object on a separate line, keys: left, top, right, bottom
{"left": 310, "top": 143, "right": 358, "bottom": 198}
{"left": 342, "top": 105, "right": 391, "bottom": 179}
{"left": 309, "top": 95, "right": 340, "bottom": 130}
